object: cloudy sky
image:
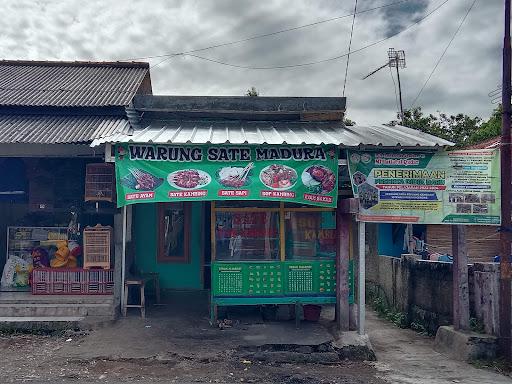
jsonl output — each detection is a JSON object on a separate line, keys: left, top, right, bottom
{"left": 1, "top": 0, "right": 502, "bottom": 124}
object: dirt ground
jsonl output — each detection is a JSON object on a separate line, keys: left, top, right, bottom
{"left": 2, "top": 296, "right": 511, "bottom": 384}
{"left": 0, "top": 331, "right": 384, "bottom": 384}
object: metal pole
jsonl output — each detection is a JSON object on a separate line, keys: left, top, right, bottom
{"left": 500, "top": 0, "right": 512, "bottom": 362}
{"left": 121, "top": 205, "right": 127, "bottom": 315}
{"left": 358, "top": 221, "right": 366, "bottom": 335}
{"left": 395, "top": 59, "right": 405, "bottom": 124}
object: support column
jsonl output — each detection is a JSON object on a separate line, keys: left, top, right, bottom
{"left": 452, "top": 225, "right": 469, "bottom": 330}
{"left": 113, "top": 213, "right": 123, "bottom": 314}
{"left": 358, "top": 221, "right": 366, "bottom": 335}
{"left": 336, "top": 208, "right": 350, "bottom": 331}
{"left": 121, "top": 206, "right": 127, "bottom": 316}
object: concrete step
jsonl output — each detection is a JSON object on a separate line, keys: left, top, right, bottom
{"left": 0, "top": 292, "right": 114, "bottom": 305}
{"left": 0, "top": 303, "right": 116, "bottom": 317}
{"left": 0, "top": 316, "right": 86, "bottom": 331}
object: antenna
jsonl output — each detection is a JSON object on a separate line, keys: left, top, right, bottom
{"left": 363, "top": 48, "right": 406, "bottom": 123}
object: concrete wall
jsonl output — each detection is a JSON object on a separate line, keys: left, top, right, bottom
{"left": 367, "top": 246, "right": 501, "bottom": 335}
{"left": 133, "top": 202, "right": 203, "bottom": 290}
{"left": 366, "top": 225, "right": 500, "bottom": 335}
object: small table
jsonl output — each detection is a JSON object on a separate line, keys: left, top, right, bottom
{"left": 123, "top": 273, "right": 161, "bottom": 318}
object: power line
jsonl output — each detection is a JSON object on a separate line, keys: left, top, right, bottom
{"left": 342, "top": 0, "right": 359, "bottom": 97}
{"left": 410, "top": 0, "right": 478, "bottom": 108}
{"left": 182, "top": 0, "right": 450, "bottom": 70}
{"left": 121, "top": 0, "right": 412, "bottom": 63}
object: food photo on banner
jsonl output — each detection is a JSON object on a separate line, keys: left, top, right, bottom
{"left": 347, "top": 149, "right": 501, "bottom": 225}
{"left": 114, "top": 144, "right": 339, "bottom": 208}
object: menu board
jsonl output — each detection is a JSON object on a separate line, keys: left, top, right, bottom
{"left": 212, "top": 260, "right": 353, "bottom": 302}
{"left": 347, "top": 149, "right": 501, "bottom": 225}
{"left": 115, "top": 144, "right": 338, "bottom": 208}
{"left": 287, "top": 264, "right": 314, "bottom": 293}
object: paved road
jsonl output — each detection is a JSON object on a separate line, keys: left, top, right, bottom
{"left": 367, "top": 310, "right": 512, "bottom": 383}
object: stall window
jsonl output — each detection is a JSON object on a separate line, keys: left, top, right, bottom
{"left": 157, "top": 202, "right": 190, "bottom": 263}
{"left": 284, "top": 211, "right": 336, "bottom": 260}
{"left": 211, "top": 201, "right": 336, "bottom": 261}
{"left": 215, "top": 211, "right": 280, "bottom": 261}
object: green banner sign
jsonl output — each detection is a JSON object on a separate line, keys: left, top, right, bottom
{"left": 347, "top": 149, "right": 501, "bottom": 225}
{"left": 115, "top": 144, "right": 338, "bottom": 207}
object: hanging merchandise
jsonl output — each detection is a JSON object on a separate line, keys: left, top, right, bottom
{"left": 50, "top": 241, "right": 77, "bottom": 268}
{"left": 1, "top": 256, "right": 32, "bottom": 288}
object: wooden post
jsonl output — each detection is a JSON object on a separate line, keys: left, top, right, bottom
{"left": 358, "top": 221, "right": 366, "bottom": 335}
{"left": 113, "top": 213, "right": 123, "bottom": 314}
{"left": 121, "top": 206, "right": 127, "bottom": 317}
{"left": 452, "top": 225, "right": 470, "bottom": 331}
{"left": 336, "top": 209, "right": 350, "bottom": 331}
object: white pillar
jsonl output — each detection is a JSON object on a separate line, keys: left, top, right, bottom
{"left": 121, "top": 205, "right": 127, "bottom": 314}
{"left": 358, "top": 221, "right": 366, "bottom": 335}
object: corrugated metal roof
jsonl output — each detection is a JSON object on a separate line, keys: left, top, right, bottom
{"left": 0, "top": 114, "right": 130, "bottom": 144}
{"left": 91, "top": 120, "right": 454, "bottom": 147}
{"left": 465, "top": 136, "right": 501, "bottom": 149}
{"left": 0, "top": 61, "right": 149, "bottom": 107}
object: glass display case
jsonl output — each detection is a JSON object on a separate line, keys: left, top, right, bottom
{"left": 6, "top": 226, "right": 68, "bottom": 261}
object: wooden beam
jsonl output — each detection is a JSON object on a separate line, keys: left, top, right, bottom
{"left": 336, "top": 208, "right": 350, "bottom": 331}
{"left": 358, "top": 221, "right": 366, "bottom": 335}
{"left": 452, "top": 225, "right": 470, "bottom": 331}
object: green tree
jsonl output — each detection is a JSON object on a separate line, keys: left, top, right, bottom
{"left": 245, "top": 86, "right": 259, "bottom": 97}
{"left": 468, "top": 105, "right": 501, "bottom": 144}
{"left": 393, "top": 107, "right": 483, "bottom": 148}
{"left": 344, "top": 117, "right": 356, "bottom": 126}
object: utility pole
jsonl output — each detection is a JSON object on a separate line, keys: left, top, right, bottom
{"left": 500, "top": 0, "right": 512, "bottom": 362}
{"left": 389, "top": 48, "right": 406, "bottom": 124}
{"left": 362, "top": 48, "right": 406, "bottom": 124}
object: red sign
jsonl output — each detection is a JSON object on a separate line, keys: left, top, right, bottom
{"left": 218, "top": 190, "right": 249, "bottom": 197}
{"left": 260, "top": 190, "right": 296, "bottom": 198}
{"left": 126, "top": 192, "right": 155, "bottom": 201}
{"left": 303, "top": 194, "right": 333, "bottom": 204}
{"left": 168, "top": 190, "right": 208, "bottom": 198}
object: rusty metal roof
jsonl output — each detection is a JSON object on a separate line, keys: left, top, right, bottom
{"left": 91, "top": 120, "right": 454, "bottom": 147}
{"left": 0, "top": 60, "right": 149, "bottom": 107}
{"left": 0, "top": 114, "right": 130, "bottom": 144}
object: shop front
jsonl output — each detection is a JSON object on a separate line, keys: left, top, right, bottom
{"left": 114, "top": 142, "right": 354, "bottom": 320}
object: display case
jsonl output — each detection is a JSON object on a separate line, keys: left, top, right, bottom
{"left": 6, "top": 226, "right": 68, "bottom": 261}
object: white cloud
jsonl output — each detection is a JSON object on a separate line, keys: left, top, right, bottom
{"left": 0, "top": 0, "right": 501, "bottom": 124}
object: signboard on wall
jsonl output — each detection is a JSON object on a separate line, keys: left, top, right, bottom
{"left": 347, "top": 149, "right": 501, "bottom": 225}
{"left": 212, "top": 260, "right": 354, "bottom": 303}
{"left": 115, "top": 144, "right": 338, "bottom": 208}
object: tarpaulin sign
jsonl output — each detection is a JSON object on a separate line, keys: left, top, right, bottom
{"left": 347, "top": 149, "right": 500, "bottom": 225}
{"left": 115, "top": 144, "right": 338, "bottom": 207}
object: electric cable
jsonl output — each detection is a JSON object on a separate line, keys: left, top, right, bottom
{"left": 181, "top": 0, "right": 450, "bottom": 70}
{"left": 410, "top": 0, "right": 478, "bottom": 108}
{"left": 121, "top": 0, "right": 413, "bottom": 63}
{"left": 342, "top": 0, "right": 359, "bottom": 97}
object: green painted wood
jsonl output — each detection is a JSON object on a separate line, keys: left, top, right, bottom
{"left": 212, "top": 296, "right": 336, "bottom": 306}
{"left": 134, "top": 203, "right": 202, "bottom": 290}
{"left": 211, "top": 260, "right": 354, "bottom": 304}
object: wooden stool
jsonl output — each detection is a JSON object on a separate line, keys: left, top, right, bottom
{"left": 123, "top": 279, "right": 145, "bottom": 318}
{"left": 141, "top": 272, "right": 161, "bottom": 304}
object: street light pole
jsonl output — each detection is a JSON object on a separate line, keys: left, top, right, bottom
{"left": 500, "top": 0, "right": 512, "bottom": 362}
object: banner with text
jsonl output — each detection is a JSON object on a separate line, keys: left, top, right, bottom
{"left": 115, "top": 144, "right": 338, "bottom": 207}
{"left": 347, "top": 149, "right": 500, "bottom": 225}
